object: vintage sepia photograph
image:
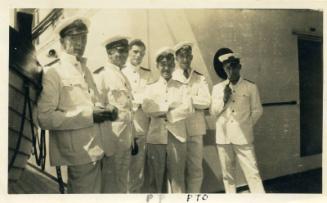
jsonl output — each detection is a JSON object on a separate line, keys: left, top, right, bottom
{"left": 7, "top": 7, "right": 323, "bottom": 196}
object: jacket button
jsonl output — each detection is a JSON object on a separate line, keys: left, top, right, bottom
{"left": 232, "top": 100, "right": 235, "bottom": 103}
{"left": 232, "top": 110, "right": 235, "bottom": 113}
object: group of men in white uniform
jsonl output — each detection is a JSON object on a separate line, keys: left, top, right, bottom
{"left": 37, "top": 16, "right": 265, "bottom": 194}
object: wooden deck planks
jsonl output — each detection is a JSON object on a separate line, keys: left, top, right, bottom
{"left": 8, "top": 164, "right": 63, "bottom": 194}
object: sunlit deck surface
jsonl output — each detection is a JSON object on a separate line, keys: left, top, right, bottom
{"left": 9, "top": 166, "right": 321, "bottom": 194}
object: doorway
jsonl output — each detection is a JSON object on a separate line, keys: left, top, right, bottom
{"left": 297, "top": 36, "right": 323, "bottom": 156}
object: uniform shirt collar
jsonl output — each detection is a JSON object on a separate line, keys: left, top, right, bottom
{"left": 176, "top": 65, "right": 193, "bottom": 74}
{"left": 78, "top": 56, "right": 88, "bottom": 66}
{"left": 60, "top": 52, "right": 88, "bottom": 74}
{"left": 126, "top": 61, "right": 140, "bottom": 72}
{"left": 60, "top": 52, "right": 79, "bottom": 65}
{"left": 173, "top": 67, "right": 191, "bottom": 84}
{"left": 159, "top": 76, "right": 174, "bottom": 85}
{"left": 107, "top": 61, "right": 122, "bottom": 71}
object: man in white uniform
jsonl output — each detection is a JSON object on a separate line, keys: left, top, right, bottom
{"left": 37, "top": 17, "right": 116, "bottom": 193}
{"left": 142, "top": 47, "right": 193, "bottom": 193}
{"left": 173, "top": 42, "right": 211, "bottom": 193}
{"left": 122, "top": 39, "right": 153, "bottom": 193}
{"left": 93, "top": 36, "right": 134, "bottom": 193}
{"left": 210, "top": 48, "right": 265, "bottom": 193}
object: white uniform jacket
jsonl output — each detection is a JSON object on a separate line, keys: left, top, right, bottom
{"left": 142, "top": 77, "right": 194, "bottom": 144}
{"left": 93, "top": 62, "right": 134, "bottom": 153}
{"left": 173, "top": 67, "right": 211, "bottom": 136}
{"left": 122, "top": 63, "right": 154, "bottom": 137}
{"left": 37, "top": 52, "right": 104, "bottom": 166}
{"left": 210, "top": 77, "right": 263, "bottom": 145}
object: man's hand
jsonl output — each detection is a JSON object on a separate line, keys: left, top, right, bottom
{"left": 93, "top": 106, "right": 109, "bottom": 123}
{"left": 223, "top": 83, "right": 232, "bottom": 104}
{"left": 93, "top": 105, "right": 118, "bottom": 123}
{"left": 105, "top": 104, "right": 118, "bottom": 121}
{"left": 169, "top": 101, "right": 181, "bottom": 109}
{"left": 131, "top": 137, "right": 139, "bottom": 156}
{"left": 156, "top": 114, "right": 167, "bottom": 120}
{"left": 147, "top": 111, "right": 167, "bottom": 120}
{"left": 132, "top": 100, "right": 141, "bottom": 111}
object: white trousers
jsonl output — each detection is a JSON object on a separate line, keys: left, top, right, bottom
{"left": 101, "top": 125, "right": 132, "bottom": 193}
{"left": 217, "top": 144, "right": 265, "bottom": 193}
{"left": 101, "top": 155, "right": 117, "bottom": 193}
{"left": 101, "top": 147, "right": 131, "bottom": 193}
{"left": 145, "top": 133, "right": 187, "bottom": 193}
{"left": 67, "top": 160, "right": 102, "bottom": 193}
{"left": 128, "top": 136, "right": 146, "bottom": 193}
{"left": 185, "top": 135, "right": 203, "bottom": 193}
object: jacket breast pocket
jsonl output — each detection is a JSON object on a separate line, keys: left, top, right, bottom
{"left": 236, "top": 93, "right": 250, "bottom": 102}
{"left": 61, "top": 77, "right": 86, "bottom": 105}
{"left": 62, "top": 77, "right": 85, "bottom": 88}
{"left": 235, "top": 93, "right": 251, "bottom": 112}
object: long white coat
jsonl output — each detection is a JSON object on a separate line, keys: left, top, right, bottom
{"left": 37, "top": 52, "right": 104, "bottom": 166}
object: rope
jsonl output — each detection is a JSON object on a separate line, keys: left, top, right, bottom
{"left": 9, "top": 77, "right": 65, "bottom": 194}
{"left": 27, "top": 88, "right": 46, "bottom": 170}
{"left": 8, "top": 83, "right": 29, "bottom": 170}
{"left": 22, "top": 77, "right": 64, "bottom": 193}
{"left": 56, "top": 166, "right": 65, "bottom": 194}
{"left": 8, "top": 81, "right": 47, "bottom": 172}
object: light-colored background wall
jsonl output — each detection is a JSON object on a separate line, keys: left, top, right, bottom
{"left": 182, "top": 9, "right": 323, "bottom": 192}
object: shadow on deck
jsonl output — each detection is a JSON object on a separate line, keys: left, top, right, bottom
{"left": 8, "top": 164, "right": 63, "bottom": 194}
{"left": 235, "top": 168, "right": 322, "bottom": 193}
{"left": 8, "top": 165, "right": 321, "bottom": 194}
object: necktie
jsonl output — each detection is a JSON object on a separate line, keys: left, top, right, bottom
{"left": 183, "top": 69, "right": 189, "bottom": 79}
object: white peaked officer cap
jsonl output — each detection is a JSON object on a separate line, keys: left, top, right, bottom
{"left": 102, "top": 35, "right": 129, "bottom": 50}
{"left": 54, "top": 15, "right": 90, "bottom": 38}
{"left": 155, "top": 47, "right": 175, "bottom": 63}
{"left": 174, "top": 41, "right": 193, "bottom": 54}
{"left": 218, "top": 52, "right": 240, "bottom": 63}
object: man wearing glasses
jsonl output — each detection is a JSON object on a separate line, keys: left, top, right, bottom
{"left": 142, "top": 47, "right": 193, "bottom": 193}
{"left": 93, "top": 36, "right": 134, "bottom": 193}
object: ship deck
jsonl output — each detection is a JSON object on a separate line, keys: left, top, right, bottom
{"left": 8, "top": 163, "right": 64, "bottom": 194}
{"left": 8, "top": 165, "right": 321, "bottom": 194}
